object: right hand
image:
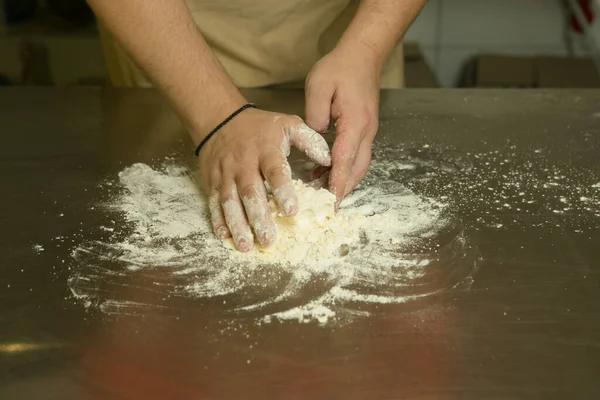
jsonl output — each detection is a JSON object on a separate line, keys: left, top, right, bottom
{"left": 197, "top": 107, "right": 331, "bottom": 252}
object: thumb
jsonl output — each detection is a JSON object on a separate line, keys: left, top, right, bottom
{"left": 287, "top": 120, "right": 332, "bottom": 167}
{"left": 305, "top": 78, "right": 333, "bottom": 133}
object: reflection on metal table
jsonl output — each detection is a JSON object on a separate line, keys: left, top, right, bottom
{"left": 1, "top": 88, "right": 600, "bottom": 399}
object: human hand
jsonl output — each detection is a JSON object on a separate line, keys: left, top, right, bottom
{"left": 197, "top": 108, "right": 331, "bottom": 252}
{"left": 305, "top": 44, "right": 381, "bottom": 207}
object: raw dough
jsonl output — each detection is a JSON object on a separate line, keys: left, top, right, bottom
{"left": 225, "top": 180, "right": 340, "bottom": 264}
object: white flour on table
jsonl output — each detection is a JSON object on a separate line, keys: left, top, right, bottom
{"left": 69, "top": 161, "right": 475, "bottom": 325}
{"left": 375, "top": 143, "right": 600, "bottom": 232}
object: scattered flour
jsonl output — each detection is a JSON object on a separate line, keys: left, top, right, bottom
{"left": 372, "top": 143, "right": 600, "bottom": 231}
{"left": 66, "top": 130, "right": 600, "bottom": 325}
{"left": 69, "top": 161, "right": 476, "bottom": 325}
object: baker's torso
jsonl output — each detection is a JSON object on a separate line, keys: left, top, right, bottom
{"left": 100, "top": 0, "right": 404, "bottom": 88}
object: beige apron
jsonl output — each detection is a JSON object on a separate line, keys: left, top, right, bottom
{"left": 98, "top": 0, "right": 404, "bottom": 89}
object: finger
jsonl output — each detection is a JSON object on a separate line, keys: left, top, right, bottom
{"left": 206, "top": 167, "right": 230, "bottom": 239}
{"left": 344, "top": 141, "right": 372, "bottom": 197}
{"left": 305, "top": 75, "right": 333, "bottom": 133}
{"left": 238, "top": 175, "right": 277, "bottom": 248}
{"left": 260, "top": 151, "right": 298, "bottom": 217}
{"left": 287, "top": 118, "right": 332, "bottom": 167}
{"left": 328, "top": 121, "right": 362, "bottom": 207}
{"left": 221, "top": 183, "right": 254, "bottom": 252}
{"left": 209, "top": 189, "right": 230, "bottom": 239}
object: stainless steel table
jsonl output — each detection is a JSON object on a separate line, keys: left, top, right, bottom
{"left": 2, "top": 88, "right": 600, "bottom": 399}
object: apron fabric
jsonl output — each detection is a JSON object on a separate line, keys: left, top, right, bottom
{"left": 98, "top": 0, "right": 404, "bottom": 89}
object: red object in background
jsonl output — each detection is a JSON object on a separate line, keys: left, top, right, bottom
{"left": 570, "top": 0, "right": 596, "bottom": 33}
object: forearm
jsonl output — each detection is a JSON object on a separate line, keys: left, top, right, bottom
{"left": 338, "top": 0, "right": 427, "bottom": 67}
{"left": 87, "top": 0, "right": 246, "bottom": 144}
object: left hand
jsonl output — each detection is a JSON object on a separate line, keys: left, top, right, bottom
{"left": 304, "top": 43, "right": 381, "bottom": 207}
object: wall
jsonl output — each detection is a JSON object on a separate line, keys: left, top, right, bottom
{"left": 0, "top": 35, "right": 106, "bottom": 85}
{"left": 405, "top": 0, "right": 597, "bottom": 87}
{"left": 0, "top": 2, "right": 106, "bottom": 86}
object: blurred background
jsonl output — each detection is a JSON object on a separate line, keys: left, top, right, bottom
{"left": 1, "top": 0, "right": 599, "bottom": 88}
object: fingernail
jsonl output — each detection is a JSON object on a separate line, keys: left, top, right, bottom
{"left": 237, "top": 238, "right": 251, "bottom": 252}
{"left": 259, "top": 224, "right": 276, "bottom": 246}
{"left": 284, "top": 201, "right": 297, "bottom": 216}
{"left": 261, "top": 233, "right": 274, "bottom": 247}
{"left": 216, "top": 226, "right": 229, "bottom": 239}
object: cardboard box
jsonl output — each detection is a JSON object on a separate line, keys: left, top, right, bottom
{"left": 403, "top": 42, "right": 439, "bottom": 88}
{"left": 535, "top": 56, "right": 600, "bottom": 88}
{"left": 461, "top": 54, "right": 600, "bottom": 88}
{"left": 461, "top": 55, "right": 534, "bottom": 88}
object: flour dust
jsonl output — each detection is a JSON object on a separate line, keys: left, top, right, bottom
{"left": 68, "top": 159, "right": 477, "bottom": 325}
{"left": 372, "top": 141, "right": 600, "bottom": 233}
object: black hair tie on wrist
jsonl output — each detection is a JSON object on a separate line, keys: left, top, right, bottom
{"left": 194, "top": 103, "right": 257, "bottom": 157}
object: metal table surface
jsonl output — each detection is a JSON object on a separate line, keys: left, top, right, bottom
{"left": 1, "top": 88, "right": 600, "bottom": 399}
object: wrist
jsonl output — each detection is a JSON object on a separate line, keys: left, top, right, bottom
{"left": 187, "top": 91, "right": 248, "bottom": 146}
{"left": 335, "top": 36, "right": 385, "bottom": 71}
